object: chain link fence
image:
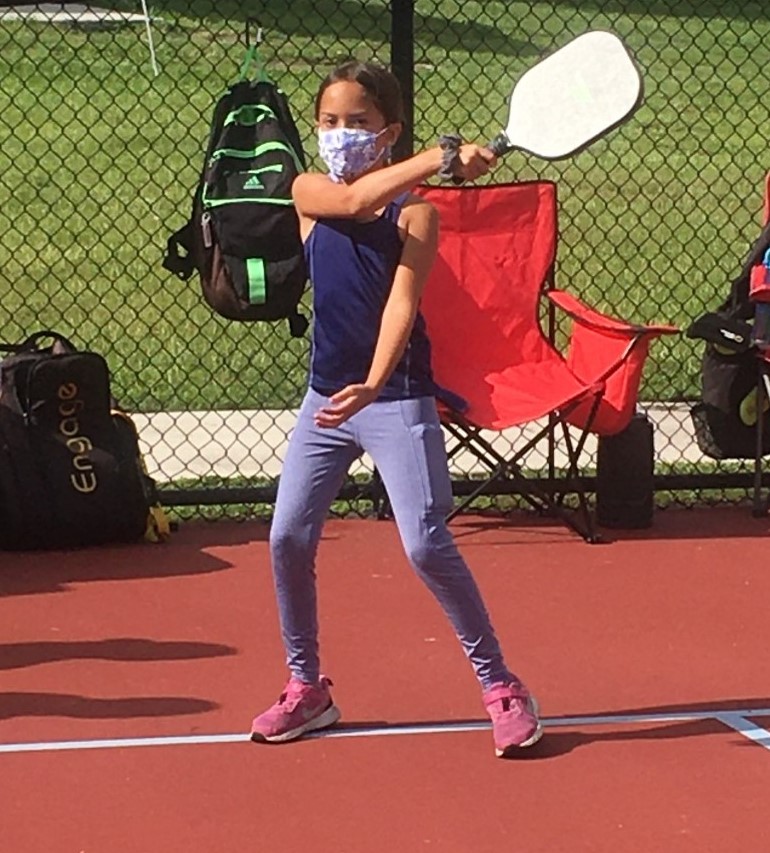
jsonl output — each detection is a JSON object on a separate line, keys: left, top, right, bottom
{"left": 1, "top": 0, "right": 769, "bottom": 518}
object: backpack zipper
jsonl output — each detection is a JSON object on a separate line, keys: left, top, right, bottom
{"left": 201, "top": 212, "right": 213, "bottom": 248}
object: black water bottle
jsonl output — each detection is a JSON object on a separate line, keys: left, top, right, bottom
{"left": 596, "top": 413, "right": 655, "bottom": 529}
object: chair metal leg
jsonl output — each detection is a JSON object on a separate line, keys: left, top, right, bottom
{"left": 371, "top": 466, "right": 392, "bottom": 520}
{"left": 441, "top": 394, "right": 603, "bottom": 543}
{"left": 443, "top": 421, "right": 548, "bottom": 517}
{"left": 752, "top": 360, "right": 768, "bottom": 517}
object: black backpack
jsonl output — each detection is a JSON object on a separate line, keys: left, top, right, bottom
{"left": 0, "top": 331, "right": 169, "bottom": 550}
{"left": 687, "top": 216, "right": 770, "bottom": 459}
{"left": 163, "top": 52, "right": 309, "bottom": 337}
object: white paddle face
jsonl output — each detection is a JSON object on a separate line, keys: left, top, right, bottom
{"left": 493, "top": 31, "right": 642, "bottom": 160}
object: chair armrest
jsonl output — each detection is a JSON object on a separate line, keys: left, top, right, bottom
{"left": 547, "top": 289, "right": 678, "bottom": 336}
{"left": 545, "top": 291, "right": 676, "bottom": 436}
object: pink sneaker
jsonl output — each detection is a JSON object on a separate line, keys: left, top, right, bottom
{"left": 250, "top": 676, "right": 340, "bottom": 743}
{"left": 483, "top": 681, "right": 542, "bottom": 757}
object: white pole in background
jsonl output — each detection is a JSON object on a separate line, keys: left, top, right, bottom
{"left": 139, "top": 0, "right": 159, "bottom": 77}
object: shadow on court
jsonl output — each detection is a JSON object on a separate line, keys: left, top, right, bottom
{"left": 313, "top": 695, "right": 770, "bottom": 761}
{"left": 0, "top": 638, "right": 238, "bottom": 671}
{"left": 0, "top": 519, "right": 271, "bottom": 597}
{"left": 450, "top": 504, "right": 770, "bottom": 543}
{"left": 0, "top": 692, "right": 219, "bottom": 722}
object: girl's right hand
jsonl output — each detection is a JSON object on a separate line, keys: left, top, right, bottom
{"left": 453, "top": 144, "right": 497, "bottom": 181}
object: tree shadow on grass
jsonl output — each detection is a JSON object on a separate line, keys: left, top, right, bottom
{"left": 551, "top": 0, "right": 768, "bottom": 23}
{"left": 141, "top": 0, "right": 537, "bottom": 59}
{"left": 140, "top": 0, "right": 770, "bottom": 41}
{"left": 155, "top": 0, "right": 770, "bottom": 28}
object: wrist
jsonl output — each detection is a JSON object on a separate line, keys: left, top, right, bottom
{"left": 413, "top": 146, "right": 444, "bottom": 178}
{"left": 437, "top": 133, "right": 462, "bottom": 181}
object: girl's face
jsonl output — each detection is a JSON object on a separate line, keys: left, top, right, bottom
{"left": 316, "top": 80, "right": 401, "bottom": 156}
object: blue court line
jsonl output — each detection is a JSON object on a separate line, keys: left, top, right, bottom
{"left": 1, "top": 707, "right": 769, "bottom": 755}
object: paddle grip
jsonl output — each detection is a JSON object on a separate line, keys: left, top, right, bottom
{"left": 448, "top": 133, "right": 510, "bottom": 185}
{"left": 486, "top": 132, "right": 511, "bottom": 157}
{"left": 444, "top": 133, "right": 511, "bottom": 187}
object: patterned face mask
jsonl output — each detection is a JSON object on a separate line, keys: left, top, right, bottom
{"left": 317, "top": 127, "right": 391, "bottom": 183}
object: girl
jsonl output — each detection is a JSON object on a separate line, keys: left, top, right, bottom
{"left": 250, "top": 60, "right": 542, "bottom": 757}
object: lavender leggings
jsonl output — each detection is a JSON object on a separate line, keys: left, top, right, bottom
{"left": 269, "top": 388, "right": 514, "bottom": 690}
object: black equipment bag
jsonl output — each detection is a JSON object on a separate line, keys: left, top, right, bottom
{"left": 0, "top": 331, "right": 168, "bottom": 550}
{"left": 163, "top": 49, "right": 309, "bottom": 337}
{"left": 596, "top": 412, "right": 655, "bottom": 529}
{"left": 689, "top": 342, "right": 770, "bottom": 460}
{"left": 687, "top": 214, "right": 770, "bottom": 460}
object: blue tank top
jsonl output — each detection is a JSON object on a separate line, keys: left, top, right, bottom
{"left": 305, "top": 192, "right": 434, "bottom": 400}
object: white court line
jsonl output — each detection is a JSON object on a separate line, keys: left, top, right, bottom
{"left": 2, "top": 707, "right": 770, "bottom": 756}
{"left": 716, "top": 713, "right": 770, "bottom": 752}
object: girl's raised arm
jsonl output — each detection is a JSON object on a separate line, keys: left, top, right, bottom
{"left": 293, "top": 145, "right": 494, "bottom": 221}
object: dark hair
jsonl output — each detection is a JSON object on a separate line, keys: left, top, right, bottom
{"left": 314, "top": 60, "right": 405, "bottom": 125}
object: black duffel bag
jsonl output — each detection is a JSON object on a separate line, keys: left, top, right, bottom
{"left": 687, "top": 312, "right": 770, "bottom": 460}
{"left": 0, "top": 331, "right": 168, "bottom": 550}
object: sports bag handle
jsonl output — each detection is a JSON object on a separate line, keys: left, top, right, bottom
{"left": 0, "top": 330, "right": 77, "bottom": 355}
{"left": 240, "top": 19, "right": 269, "bottom": 82}
{"left": 238, "top": 44, "right": 270, "bottom": 83}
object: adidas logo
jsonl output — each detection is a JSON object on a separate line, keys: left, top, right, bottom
{"left": 244, "top": 175, "right": 265, "bottom": 190}
{"left": 242, "top": 163, "right": 284, "bottom": 191}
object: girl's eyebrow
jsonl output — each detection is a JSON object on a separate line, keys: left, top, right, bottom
{"left": 320, "top": 110, "right": 368, "bottom": 119}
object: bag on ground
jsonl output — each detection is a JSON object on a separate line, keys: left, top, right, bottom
{"left": 687, "top": 214, "right": 770, "bottom": 459}
{"left": 0, "top": 331, "right": 169, "bottom": 550}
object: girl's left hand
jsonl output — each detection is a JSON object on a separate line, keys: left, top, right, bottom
{"left": 314, "top": 384, "right": 378, "bottom": 428}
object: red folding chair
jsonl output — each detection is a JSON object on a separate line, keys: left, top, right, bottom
{"left": 416, "top": 181, "right": 678, "bottom": 541}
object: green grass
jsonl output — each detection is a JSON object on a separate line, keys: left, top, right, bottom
{"left": 1, "top": 1, "right": 769, "bottom": 411}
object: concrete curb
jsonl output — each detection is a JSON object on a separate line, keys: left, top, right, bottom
{"left": 132, "top": 402, "right": 708, "bottom": 484}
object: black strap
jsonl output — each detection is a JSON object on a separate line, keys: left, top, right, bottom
{"left": 288, "top": 312, "right": 309, "bottom": 338}
{"left": 162, "top": 224, "right": 195, "bottom": 281}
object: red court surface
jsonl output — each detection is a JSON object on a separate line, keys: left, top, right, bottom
{"left": 2, "top": 506, "right": 770, "bottom": 852}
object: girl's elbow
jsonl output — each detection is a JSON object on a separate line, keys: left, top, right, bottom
{"left": 344, "top": 188, "right": 374, "bottom": 218}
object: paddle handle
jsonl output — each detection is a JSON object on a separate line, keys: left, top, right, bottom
{"left": 449, "top": 132, "right": 511, "bottom": 185}
{"left": 486, "top": 132, "right": 511, "bottom": 157}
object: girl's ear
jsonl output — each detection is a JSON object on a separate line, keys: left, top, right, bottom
{"left": 386, "top": 122, "right": 403, "bottom": 147}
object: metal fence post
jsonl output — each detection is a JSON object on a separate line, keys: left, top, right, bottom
{"left": 390, "top": 0, "right": 414, "bottom": 160}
